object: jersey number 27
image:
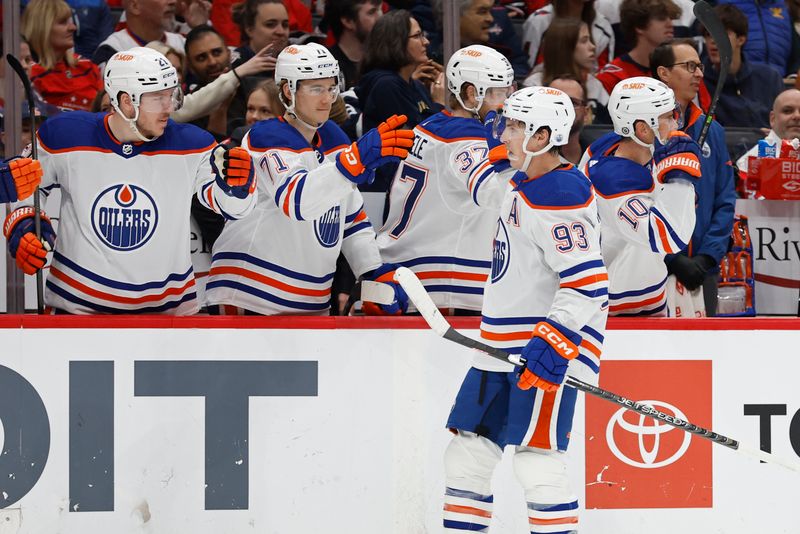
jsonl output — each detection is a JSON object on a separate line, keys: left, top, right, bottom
{"left": 388, "top": 163, "right": 428, "bottom": 238}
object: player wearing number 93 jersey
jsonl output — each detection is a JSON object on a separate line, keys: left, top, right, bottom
{"left": 377, "top": 45, "right": 515, "bottom": 312}
{"left": 441, "top": 87, "right": 607, "bottom": 534}
{"left": 579, "top": 77, "right": 698, "bottom": 316}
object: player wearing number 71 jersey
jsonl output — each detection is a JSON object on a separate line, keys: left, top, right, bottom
{"left": 579, "top": 77, "right": 699, "bottom": 316}
{"left": 376, "top": 45, "right": 515, "bottom": 312}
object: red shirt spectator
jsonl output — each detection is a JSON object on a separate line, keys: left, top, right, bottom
{"left": 31, "top": 54, "right": 102, "bottom": 111}
{"left": 211, "top": 0, "right": 311, "bottom": 47}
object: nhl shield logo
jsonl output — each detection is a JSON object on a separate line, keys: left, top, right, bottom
{"left": 122, "top": 143, "right": 133, "bottom": 155}
{"left": 314, "top": 205, "right": 340, "bottom": 248}
{"left": 91, "top": 184, "right": 158, "bottom": 251}
{"left": 491, "top": 218, "right": 510, "bottom": 283}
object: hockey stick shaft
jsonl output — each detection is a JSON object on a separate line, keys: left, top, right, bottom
{"left": 394, "top": 266, "right": 800, "bottom": 473}
{"left": 694, "top": 0, "right": 732, "bottom": 148}
{"left": 5, "top": 54, "right": 44, "bottom": 314}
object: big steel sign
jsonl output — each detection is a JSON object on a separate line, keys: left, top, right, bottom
{"left": 584, "top": 360, "right": 713, "bottom": 509}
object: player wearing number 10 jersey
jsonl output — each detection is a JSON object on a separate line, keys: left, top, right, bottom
{"left": 579, "top": 77, "right": 699, "bottom": 316}
{"left": 376, "top": 45, "right": 515, "bottom": 312}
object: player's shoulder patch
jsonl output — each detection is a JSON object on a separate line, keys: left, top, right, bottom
{"left": 316, "top": 120, "right": 351, "bottom": 154}
{"left": 517, "top": 166, "right": 593, "bottom": 209}
{"left": 247, "top": 118, "right": 308, "bottom": 152}
{"left": 589, "top": 157, "right": 654, "bottom": 198}
{"left": 587, "top": 131, "right": 624, "bottom": 160}
{"left": 37, "top": 111, "right": 104, "bottom": 151}
{"left": 417, "top": 112, "right": 485, "bottom": 142}
{"left": 158, "top": 120, "right": 216, "bottom": 151}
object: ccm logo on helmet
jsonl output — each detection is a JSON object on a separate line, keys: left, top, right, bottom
{"left": 534, "top": 322, "right": 578, "bottom": 359}
{"left": 623, "top": 82, "right": 646, "bottom": 90}
{"left": 114, "top": 54, "right": 135, "bottom": 61}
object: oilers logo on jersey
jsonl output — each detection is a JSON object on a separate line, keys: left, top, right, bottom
{"left": 491, "top": 218, "right": 510, "bottom": 283}
{"left": 314, "top": 205, "right": 340, "bottom": 248}
{"left": 91, "top": 183, "right": 158, "bottom": 251}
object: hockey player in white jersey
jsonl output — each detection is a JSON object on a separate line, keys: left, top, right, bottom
{"left": 205, "top": 43, "right": 413, "bottom": 315}
{"left": 443, "top": 87, "right": 607, "bottom": 532}
{"left": 3, "top": 47, "right": 257, "bottom": 314}
{"left": 376, "top": 44, "right": 515, "bottom": 313}
{"left": 580, "top": 77, "right": 700, "bottom": 316}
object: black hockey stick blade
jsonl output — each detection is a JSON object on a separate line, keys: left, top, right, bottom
{"left": 394, "top": 265, "right": 800, "bottom": 473}
{"left": 6, "top": 53, "right": 45, "bottom": 313}
{"left": 693, "top": 0, "right": 732, "bottom": 148}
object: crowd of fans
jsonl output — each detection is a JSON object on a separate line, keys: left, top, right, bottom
{"left": 2, "top": 0, "right": 799, "bottom": 316}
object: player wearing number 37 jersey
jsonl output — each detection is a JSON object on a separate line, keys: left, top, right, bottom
{"left": 377, "top": 45, "right": 515, "bottom": 312}
{"left": 441, "top": 87, "right": 607, "bottom": 533}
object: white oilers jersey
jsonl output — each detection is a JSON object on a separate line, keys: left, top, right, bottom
{"left": 521, "top": 5, "right": 614, "bottom": 68}
{"left": 470, "top": 165, "right": 608, "bottom": 382}
{"left": 98, "top": 29, "right": 186, "bottom": 57}
{"left": 377, "top": 112, "right": 504, "bottom": 311}
{"left": 206, "top": 118, "right": 381, "bottom": 315}
{"left": 583, "top": 133, "right": 695, "bottom": 316}
{"left": 32, "top": 111, "right": 253, "bottom": 315}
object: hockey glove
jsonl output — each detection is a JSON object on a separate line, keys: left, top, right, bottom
{"left": 666, "top": 254, "right": 715, "bottom": 291}
{"left": 336, "top": 114, "right": 415, "bottom": 185}
{"left": 653, "top": 131, "right": 701, "bottom": 184}
{"left": 518, "top": 319, "right": 581, "bottom": 392}
{"left": 4, "top": 207, "right": 56, "bottom": 275}
{"left": 211, "top": 146, "right": 256, "bottom": 199}
{"left": 483, "top": 111, "right": 510, "bottom": 173}
{"left": 0, "top": 157, "right": 43, "bottom": 203}
{"left": 361, "top": 263, "right": 409, "bottom": 315}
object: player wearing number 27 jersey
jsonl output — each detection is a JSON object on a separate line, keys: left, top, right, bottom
{"left": 377, "top": 45, "right": 516, "bottom": 312}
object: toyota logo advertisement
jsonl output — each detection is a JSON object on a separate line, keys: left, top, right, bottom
{"left": 585, "top": 360, "right": 713, "bottom": 509}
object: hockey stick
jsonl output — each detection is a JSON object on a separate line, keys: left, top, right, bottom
{"left": 693, "top": 0, "right": 732, "bottom": 148}
{"left": 394, "top": 266, "right": 800, "bottom": 473}
{"left": 5, "top": 54, "right": 45, "bottom": 314}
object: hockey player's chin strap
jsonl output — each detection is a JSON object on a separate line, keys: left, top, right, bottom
{"left": 113, "top": 104, "right": 159, "bottom": 143}
{"left": 280, "top": 93, "right": 323, "bottom": 132}
{"left": 520, "top": 134, "right": 556, "bottom": 171}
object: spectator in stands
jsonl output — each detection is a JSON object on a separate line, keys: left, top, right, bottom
{"left": 212, "top": 0, "right": 311, "bottom": 47}
{"left": 22, "top": 0, "right": 102, "bottom": 112}
{"left": 324, "top": 0, "right": 382, "bottom": 89}
{"left": 93, "top": 0, "right": 186, "bottom": 65}
{"left": 185, "top": 25, "right": 231, "bottom": 90}
{"left": 702, "top": 4, "right": 784, "bottom": 129}
{"left": 231, "top": 0, "right": 289, "bottom": 73}
{"left": 90, "top": 88, "right": 112, "bottom": 113}
{"left": 172, "top": 0, "right": 212, "bottom": 35}
{"left": 487, "top": 2, "right": 531, "bottom": 78}
{"left": 356, "top": 9, "right": 444, "bottom": 192}
{"left": 736, "top": 89, "right": 800, "bottom": 174}
{"left": 653, "top": 39, "right": 736, "bottom": 315}
{"left": 357, "top": 9, "right": 444, "bottom": 134}
{"left": 717, "top": 0, "right": 796, "bottom": 76}
{"left": 596, "top": 0, "right": 680, "bottom": 94}
{"left": 521, "top": 0, "right": 615, "bottom": 70}
{"left": 21, "top": 0, "right": 116, "bottom": 59}
{"left": 19, "top": 38, "right": 36, "bottom": 79}
{"left": 523, "top": 18, "right": 610, "bottom": 123}
{"left": 548, "top": 75, "right": 587, "bottom": 163}
{"left": 596, "top": 0, "right": 696, "bottom": 57}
